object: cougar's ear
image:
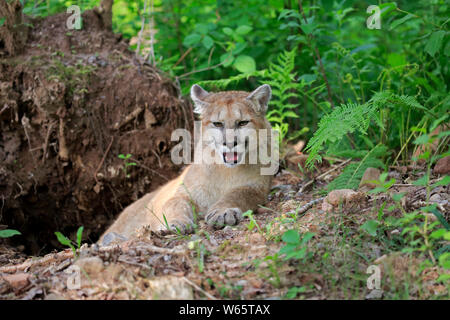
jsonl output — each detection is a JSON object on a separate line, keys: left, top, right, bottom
{"left": 190, "top": 84, "right": 210, "bottom": 114}
{"left": 246, "top": 84, "right": 272, "bottom": 113}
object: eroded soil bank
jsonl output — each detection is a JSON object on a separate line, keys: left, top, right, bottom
{"left": 0, "top": 8, "right": 192, "bottom": 254}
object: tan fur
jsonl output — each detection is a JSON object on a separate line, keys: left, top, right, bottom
{"left": 100, "top": 85, "right": 273, "bottom": 242}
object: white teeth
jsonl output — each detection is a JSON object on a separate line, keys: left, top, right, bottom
{"left": 224, "top": 152, "right": 238, "bottom": 163}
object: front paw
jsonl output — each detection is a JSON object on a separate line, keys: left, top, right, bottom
{"left": 205, "top": 207, "right": 243, "bottom": 229}
{"left": 155, "top": 218, "right": 194, "bottom": 235}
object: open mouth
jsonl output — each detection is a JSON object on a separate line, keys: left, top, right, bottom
{"left": 223, "top": 152, "right": 239, "bottom": 164}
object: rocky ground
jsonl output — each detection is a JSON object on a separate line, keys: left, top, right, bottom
{"left": 1, "top": 152, "right": 448, "bottom": 300}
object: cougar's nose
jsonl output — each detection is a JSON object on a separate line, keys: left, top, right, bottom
{"left": 223, "top": 138, "right": 238, "bottom": 149}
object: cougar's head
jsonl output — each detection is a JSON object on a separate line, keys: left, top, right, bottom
{"left": 190, "top": 84, "right": 272, "bottom": 168}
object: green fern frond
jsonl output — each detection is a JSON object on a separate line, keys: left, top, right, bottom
{"left": 305, "top": 92, "right": 426, "bottom": 169}
{"left": 305, "top": 101, "right": 380, "bottom": 168}
{"left": 327, "top": 144, "right": 387, "bottom": 191}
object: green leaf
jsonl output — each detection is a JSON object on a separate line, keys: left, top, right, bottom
{"left": 222, "top": 27, "right": 233, "bottom": 36}
{"left": 424, "top": 30, "right": 445, "bottom": 57}
{"left": 220, "top": 53, "right": 234, "bottom": 67}
{"left": 282, "top": 230, "right": 300, "bottom": 244}
{"left": 76, "top": 226, "right": 84, "bottom": 248}
{"left": 413, "top": 174, "right": 428, "bottom": 186}
{"left": 279, "top": 243, "right": 296, "bottom": 255}
{"left": 361, "top": 220, "right": 380, "bottom": 236}
{"left": 283, "top": 111, "right": 299, "bottom": 118}
{"left": 235, "top": 25, "right": 252, "bottom": 35}
{"left": 432, "top": 176, "right": 450, "bottom": 188}
{"left": 430, "top": 228, "right": 446, "bottom": 239}
{"left": 0, "top": 18, "right": 5, "bottom": 27}
{"left": 387, "top": 53, "right": 406, "bottom": 68}
{"left": 232, "top": 42, "right": 247, "bottom": 55}
{"left": 379, "top": 2, "right": 397, "bottom": 16}
{"left": 301, "top": 232, "right": 315, "bottom": 245}
{"left": 202, "top": 36, "right": 214, "bottom": 49}
{"left": 300, "top": 22, "right": 315, "bottom": 34}
{"left": 438, "top": 274, "right": 450, "bottom": 282}
{"left": 233, "top": 55, "right": 256, "bottom": 73}
{"left": 55, "top": 232, "right": 71, "bottom": 246}
{"left": 389, "top": 14, "right": 415, "bottom": 30}
{"left": 286, "top": 286, "right": 307, "bottom": 299}
{"left": 183, "top": 33, "right": 202, "bottom": 47}
{"left": 391, "top": 192, "right": 406, "bottom": 202}
{"left": 195, "top": 23, "right": 210, "bottom": 35}
{"left": 0, "top": 229, "right": 21, "bottom": 238}
{"left": 421, "top": 205, "right": 449, "bottom": 230}
{"left": 413, "top": 134, "right": 429, "bottom": 145}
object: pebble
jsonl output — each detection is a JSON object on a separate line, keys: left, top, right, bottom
{"left": 75, "top": 256, "right": 104, "bottom": 274}
{"left": 2, "top": 273, "right": 30, "bottom": 290}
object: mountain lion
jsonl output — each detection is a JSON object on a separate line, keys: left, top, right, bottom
{"left": 100, "top": 84, "right": 275, "bottom": 244}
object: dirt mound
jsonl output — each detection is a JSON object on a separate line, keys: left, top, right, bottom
{"left": 0, "top": 7, "right": 192, "bottom": 254}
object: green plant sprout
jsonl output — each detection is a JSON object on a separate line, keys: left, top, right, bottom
{"left": 242, "top": 210, "right": 263, "bottom": 235}
{"left": 0, "top": 229, "right": 21, "bottom": 238}
{"left": 118, "top": 153, "right": 137, "bottom": 178}
{"left": 54, "top": 226, "right": 84, "bottom": 258}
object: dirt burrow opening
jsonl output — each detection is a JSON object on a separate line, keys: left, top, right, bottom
{"left": 0, "top": 6, "right": 193, "bottom": 255}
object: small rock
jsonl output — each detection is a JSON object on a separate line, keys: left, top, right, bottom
{"left": 223, "top": 226, "right": 233, "bottom": 233}
{"left": 322, "top": 189, "right": 365, "bottom": 212}
{"left": 75, "top": 256, "right": 104, "bottom": 274}
{"left": 326, "top": 189, "right": 359, "bottom": 206}
{"left": 45, "top": 293, "right": 66, "bottom": 300}
{"left": 93, "top": 183, "right": 101, "bottom": 194}
{"left": 235, "top": 280, "right": 247, "bottom": 287}
{"left": 2, "top": 273, "right": 30, "bottom": 291}
{"left": 249, "top": 233, "right": 265, "bottom": 244}
{"left": 103, "top": 264, "right": 123, "bottom": 281}
{"left": 256, "top": 207, "right": 271, "bottom": 214}
{"left": 101, "top": 232, "right": 128, "bottom": 246}
{"left": 365, "top": 289, "right": 383, "bottom": 299}
{"left": 429, "top": 193, "right": 442, "bottom": 203}
{"left": 87, "top": 55, "right": 97, "bottom": 64}
{"left": 280, "top": 199, "right": 303, "bottom": 213}
{"left": 434, "top": 156, "right": 450, "bottom": 174}
{"left": 359, "top": 167, "right": 381, "bottom": 189}
{"left": 321, "top": 201, "right": 334, "bottom": 213}
{"left": 148, "top": 276, "right": 193, "bottom": 299}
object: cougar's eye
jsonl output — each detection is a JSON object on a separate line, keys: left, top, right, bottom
{"left": 238, "top": 120, "right": 249, "bottom": 127}
{"left": 212, "top": 122, "right": 223, "bottom": 128}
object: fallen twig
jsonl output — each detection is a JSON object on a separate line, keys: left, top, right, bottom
{"left": 134, "top": 244, "right": 186, "bottom": 255}
{"left": 41, "top": 121, "right": 56, "bottom": 165}
{"left": 113, "top": 105, "right": 144, "bottom": 130}
{"left": 298, "top": 158, "right": 351, "bottom": 193}
{"left": 131, "top": 158, "right": 169, "bottom": 181}
{"left": 58, "top": 118, "right": 69, "bottom": 161}
{"left": 183, "top": 277, "right": 217, "bottom": 300}
{"left": 0, "top": 250, "right": 73, "bottom": 274}
{"left": 118, "top": 256, "right": 152, "bottom": 271}
{"left": 289, "top": 197, "right": 325, "bottom": 215}
{"left": 94, "top": 136, "right": 114, "bottom": 183}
